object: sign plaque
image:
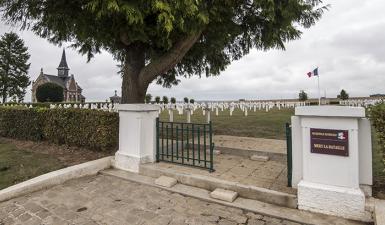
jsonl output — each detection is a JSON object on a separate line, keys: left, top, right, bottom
{"left": 310, "top": 128, "right": 349, "bottom": 156}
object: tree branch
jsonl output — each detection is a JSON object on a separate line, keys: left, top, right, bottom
{"left": 139, "top": 31, "right": 203, "bottom": 86}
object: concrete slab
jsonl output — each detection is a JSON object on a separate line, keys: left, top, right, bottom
{"left": 250, "top": 155, "right": 270, "bottom": 162}
{"left": 139, "top": 162, "right": 298, "bottom": 208}
{"left": 210, "top": 188, "right": 238, "bottom": 202}
{"left": 375, "top": 199, "right": 385, "bottom": 225}
{"left": 155, "top": 176, "right": 177, "bottom": 188}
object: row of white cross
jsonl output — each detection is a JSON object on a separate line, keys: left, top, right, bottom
{"left": 339, "top": 99, "right": 384, "bottom": 107}
{"left": 158, "top": 101, "right": 308, "bottom": 123}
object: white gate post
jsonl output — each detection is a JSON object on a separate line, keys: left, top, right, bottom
{"left": 114, "top": 104, "right": 160, "bottom": 173}
{"left": 291, "top": 106, "right": 372, "bottom": 221}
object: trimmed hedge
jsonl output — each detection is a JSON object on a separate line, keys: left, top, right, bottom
{"left": 370, "top": 103, "right": 385, "bottom": 159}
{"left": 0, "top": 107, "right": 119, "bottom": 151}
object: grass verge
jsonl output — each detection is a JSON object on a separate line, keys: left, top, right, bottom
{"left": 0, "top": 139, "right": 65, "bottom": 189}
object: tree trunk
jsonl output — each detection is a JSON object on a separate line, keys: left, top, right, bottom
{"left": 121, "top": 44, "right": 147, "bottom": 103}
{"left": 120, "top": 31, "right": 203, "bottom": 104}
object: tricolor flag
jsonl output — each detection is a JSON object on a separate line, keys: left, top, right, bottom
{"left": 307, "top": 67, "right": 319, "bottom": 77}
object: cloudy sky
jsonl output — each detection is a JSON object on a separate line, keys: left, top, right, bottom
{"left": 0, "top": 0, "right": 384, "bottom": 102}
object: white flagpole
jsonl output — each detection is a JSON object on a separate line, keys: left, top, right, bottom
{"left": 317, "top": 71, "right": 321, "bottom": 105}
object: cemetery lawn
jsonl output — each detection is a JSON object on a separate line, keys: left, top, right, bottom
{"left": 0, "top": 139, "right": 65, "bottom": 189}
{"left": 159, "top": 108, "right": 294, "bottom": 139}
{"left": 0, "top": 138, "right": 111, "bottom": 190}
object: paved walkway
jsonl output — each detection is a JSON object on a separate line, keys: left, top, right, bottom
{"left": 214, "top": 136, "right": 286, "bottom": 155}
{"left": 0, "top": 175, "right": 301, "bottom": 225}
{"left": 152, "top": 153, "right": 295, "bottom": 195}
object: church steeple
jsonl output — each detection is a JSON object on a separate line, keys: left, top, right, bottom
{"left": 57, "top": 49, "right": 69, "bottom": 77}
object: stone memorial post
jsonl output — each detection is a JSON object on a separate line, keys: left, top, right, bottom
{"left": 114, "top": 104, "right": 160, "bottom": 173}
{"left": 291, "top": 106, "right": 372, "bottom": 221}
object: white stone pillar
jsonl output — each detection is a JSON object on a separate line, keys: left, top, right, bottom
{"left": 114, "top": 104, "right": 160, "bottom": 173}
{"left": 292, "top": 106, "right": 372, "bottom": 221}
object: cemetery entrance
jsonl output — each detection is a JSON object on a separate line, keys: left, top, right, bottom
{"left": 156, "top": 118, "right": 215, "bottom": 172}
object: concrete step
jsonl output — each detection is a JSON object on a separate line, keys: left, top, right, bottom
{"left": 210, "top": 188, "right": 238, "bottom": 202}
{"left": 100, "top": 169, "right": 365, "bottom": 225}
{"left": 139, "top": 163, "right": 297, "bottom": 208}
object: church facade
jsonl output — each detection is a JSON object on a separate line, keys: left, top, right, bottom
{"left": 31, "top": 49, "right": 85, "bottom": 103}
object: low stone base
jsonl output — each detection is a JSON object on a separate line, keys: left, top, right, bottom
{"left": 298, "top": 180, "right": 372, "bottom": 222}
{"left": 155, "top": 176, "right": 177, "bottom": 188}
{"left": 250, "top": 155, "right": 269, "bottom": 162}
{"left": 210, "top": 188, "right": 238, "bottom": 203}
{"left": 114, "top": 152, "right": 153, "bottom": 173}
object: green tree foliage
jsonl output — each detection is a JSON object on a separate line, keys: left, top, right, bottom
{"left": 337, "top": 89, "right": 349, "bottom": 100}
{"left": 145, "top": 93, "right": 152, "bottom": 103}
{"left": 36, "top": 83, "right": 64, "bottom": 102}
{"left": 370, "top": 103, "right": 385, "bottom": 162}
{"left": 190, "top": 99, "right": 195, "bottom": 104}
{"left": 0, "top": 32, "right": 30, "bottom": 103}
{"left": 0, "top": 1, "right": 326, "bottom": 103}
{"left": 184, "top": 97, "right": 189, "bottom": 103}
{"left": 155, "top": 96, "right": 161, "bottom": 104}
{"left": 299, "top": 90, "right": 308, "bottom": 101}
{"left": 162, "top": 96, "right": 169, "bottom": 104}
{"left": 170, "top": 97, "right": 176, "bottom": 104}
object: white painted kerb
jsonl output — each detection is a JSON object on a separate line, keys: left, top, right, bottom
{"left": 0, "top": 157, "right": 112, "bottom": 203}
{"left": 114, "top": 104, "right": 160, "bottom": 173}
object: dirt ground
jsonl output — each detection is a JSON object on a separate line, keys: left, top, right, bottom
{"left": 0, "top": 137, "right": 112, "bottom": 167}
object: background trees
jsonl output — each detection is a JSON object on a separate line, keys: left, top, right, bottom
{"left": 170, "top": 97, "right": 176, "bottom": 104}
{"left": 338, "top": 89, "right": 349, "bottom": 100}
{"left": 36, "top": 83, "right": 64, "bottom": 102}
{"left": 0, "top": 0, "right": 326, "bottom": 103}
{"left": 162, "top": 96, "right": 169, "bottom": 104}
{"left": 155, "top": 96, "right": 161, "bottom": 104}
{"left": 145, "top": 93, "right": 152, "bottom": 103}
{"left": 0, "top": 32, "right": 30, "bottom": 103}
{"left": 184, "top": 97, "right": 189, "bottom": 104}
{"left": 299, "top": 90, "right": 308, "bottom": 101}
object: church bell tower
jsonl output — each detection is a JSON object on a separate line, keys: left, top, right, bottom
{"left": 57, "top": 49, "right": 70, "bottom": 77}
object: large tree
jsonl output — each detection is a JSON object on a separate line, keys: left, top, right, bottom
{"left": 36, "top": 82, "right": 64, "bottom": 102}
{"left": 0, "top": 0, "right": 326, "bottom": 103}
{"left": 337, "top": 89, "right": 349, "bottom": 100}
{"left": 0, "top": 32, "right": 30, "bottom": 103}
{"left": 299, "top": 90, "right": 308, "bottom": 101}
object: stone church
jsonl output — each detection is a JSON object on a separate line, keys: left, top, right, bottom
{"left": 31, "top": 49, "right": 85, "bottom": 103}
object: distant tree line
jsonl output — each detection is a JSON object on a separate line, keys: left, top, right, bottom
{"left": 145, "top": 94, "right": 195, "bottom": 104}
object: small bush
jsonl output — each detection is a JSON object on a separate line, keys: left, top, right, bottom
{"left": 370, "top": 103, "right": 385, "bottom": 160}
{"left": 36, "top": 83, "right": 64, "bottom": 102}
{"left": 0, "top": 107, "right": 119, "bottom": 151}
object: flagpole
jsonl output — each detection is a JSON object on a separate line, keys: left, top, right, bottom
{"left": 317, "top": 73, "right": 321, "bottom": 105}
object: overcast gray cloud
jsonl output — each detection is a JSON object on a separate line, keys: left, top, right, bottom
{"left": 0, "top": 0, "right": 384, "bottom": 102}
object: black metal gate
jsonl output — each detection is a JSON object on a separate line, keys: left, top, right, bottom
{"left": 156, "top": 118, "right": 215, "bottom": 172}
{"left": 285, "top": 123, "right": 292, "bottom": 187}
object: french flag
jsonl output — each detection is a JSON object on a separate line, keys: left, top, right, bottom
{"left": 307, "top": 67, "right": 319, "bottom": 77}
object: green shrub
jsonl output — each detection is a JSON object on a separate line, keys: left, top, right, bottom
{"left": 0, "top": 107, "right": 44, "bottom": 141}
{"left": 370, "top": 103, "right": 385, "bottom": 160}
{"left": 0, "top": 107, "right": 119, "bottom": 152}
{"left": 36, "top": 83, "right": 64, "bottom": 102}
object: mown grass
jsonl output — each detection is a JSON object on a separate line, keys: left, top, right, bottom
{"left": 159, "top": 108, "right": 294, "bottom": 140}
{"left": 0, "top": 139, "right": 65, "bottom": 190}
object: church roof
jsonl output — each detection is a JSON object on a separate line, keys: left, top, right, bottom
{"left": 42, "top": 74, "right": 82, "bottom": 90}
{"left": 58, "top": 49, "right": 69, "bottom": 69}
{"left": 44, "top": 74, "right": 67, "bottom": 87}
